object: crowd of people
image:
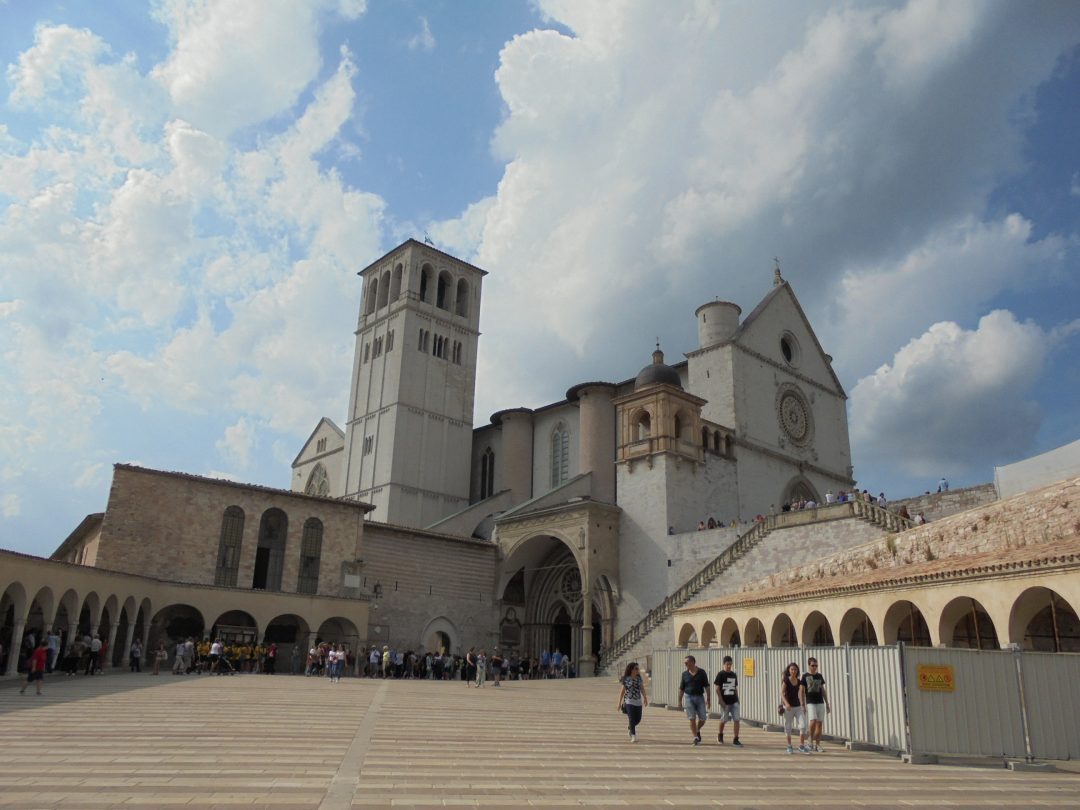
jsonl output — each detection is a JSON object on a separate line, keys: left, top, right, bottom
{"left": 618, "top": 653, "right": 831, "bottom": 753}
{"left": 356, "top": 645, "right": 578, "bottom": 683}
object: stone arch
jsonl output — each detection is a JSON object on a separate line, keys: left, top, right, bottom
{"left": 100, "top": 594, "right": 119, "bottom": 645}
{"left": 677, "top": 622, "right": 698, "bottom": 647}
{"left": 421, "top": 615, "right": 460, "bottom": 655}
{"left": 938, "top": 596, "right": 1001, "bottom": 649}
{"left": 79, "top": 591, "right": 101, "bottom": 635}
{"left": 436, "top": 270, "right": 453, "bottom": 310}
{"left": 365, "top": 276, "right": 378, "bottom": 315}
{"left": 633, "top": 408, "right": 652, "bottom": 440}
{"left": 701, "top": 425, "right": 710, "bottom": 450}
{"left": 801, "top": 610, "right": 834, "bottom": 646}
{"left": 390, "top": 263, "right": 403, "bottom": 300}
{"left": 265, "top": 613, "right": 310, "bottom": 673}
{"left": 211, "top": 610, "right": 259, "bottom": 644}
{"left": 673, "top": 410, "right": 692, "bottom": 442}
{"left": 1009, "top": 587, "right": 1080, "bottom": 652}
{"left": 1, "top": 581, "right": 29, "bottom": 674}
{"left": 377, "top": 269, "right": 390, "bottom": 309}
{"left": 883, "top": 599, "right": 932, "bottom": 646}
{"left": 744, "top": 617, "right": 767, "bottom": 646}
{"left": 419, "top": 262, "right": 434, "bottom": 302}
{"left": 455, "top": 277, "right": 469, "bottom": 317}
{"left": 593, "top": 574, "right": 618, "bottom": 651}
{"left": 149, "top": 604, "right": 206, "bottom": 650}
{"left": 26, "top": 586, "right": 55, "bottom": 634}
{"left": 838, "top": 607, "right": 879, "bottom": 645}
{"left": 316, "top": 616, "right": 360, "bottom": 649}
{"left": 781, "top": 474, "right": 819, "bottom": 506}
{"left": 700, "top": 620, "right": 717, "bottom": 647}
{"left": 770, "top": 612, "right": 798, "bottom": 647}
{"left": 720, "top": 617, "right": 741, "bottom": 646}
{"left": 54, "top": 588, "right": 81, "bottom": 650}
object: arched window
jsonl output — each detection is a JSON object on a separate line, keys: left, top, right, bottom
{"left": 419, "top": 263, "right": 433, "bottom": 302}
{"left": 436, "top": 271, "right": 453, "bottom": 309}
{"left": 365, "top": 278, "right": 378, "bottom": 315}
{"left": 390, "top": 263, "right": 403, "bottom": 300}
{"left": 550, "top": 423, "right": 569, "bottom": 488}
{"left": 701, "top": 426, "right": 709, "bottom": 449}
{"left": 296, "top": 518, "right": 323, "bottom": 594}
{"left": 635, "top": 411, "right": 651, "bottom": 441}
{"left": 377, "top": 269, "right": 390, "bottom": 309}
{"left": 455, "top": 278, "right": 469, "bottom": 317}
{"left": 713, "top": 431, "right": 721, "bottom": 453}
{"left": 480, "top": 447, "right": 495, "bottom": 499}
{"left": 673, "top": 413, "right": 685, "bottom": 442}
{"left": 305, "top": 463, "right": 330, "bottom": 497}
{"left": 214, "top": 506, "right": 245, "bottom": 587}
{"left": 252, "top": 508, "right": 288, "bottom": 591}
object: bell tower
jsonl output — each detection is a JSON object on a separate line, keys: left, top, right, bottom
{"left": 341, "top": 240, "right": 487, "bottom": 528}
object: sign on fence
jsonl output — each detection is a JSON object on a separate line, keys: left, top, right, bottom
{"left": 743, "top": 657, "right": 755, "bottom": 677}
{"left": 916, "top": 664, "right": 954, "bottom": 692}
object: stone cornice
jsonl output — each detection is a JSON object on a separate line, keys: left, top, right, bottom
{"left": 734, "top": 436, "right": 853, "bottom": 485}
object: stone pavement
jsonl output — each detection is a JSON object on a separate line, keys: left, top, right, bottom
{"left": 1, "top": 673, "right": 1078, "bottom": 808}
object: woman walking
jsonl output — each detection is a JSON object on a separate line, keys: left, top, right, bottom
{"left": 781, "top": 662, "right": 809, "bottom": 754}
{"left": 153, "top": 641, "right": 167, "bottom": 675}
{"left": 475, "top": 649, "right": 487, "bottom": 688}
{"left": 616, "top": 662, "right": 648, "bottom": 742}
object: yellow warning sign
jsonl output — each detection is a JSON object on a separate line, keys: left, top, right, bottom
{"left": 917, "top": 664, "right": 955, "bottom": 692}
{"left": 743, "top": 658, "right": 755, "bottom": 677}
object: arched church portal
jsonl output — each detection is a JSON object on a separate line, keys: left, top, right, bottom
{"left": 499, "top": 535, "right": 606, "bottom": 667}
{"left": 782, "top": 475, "right": 820, "bottom": 506}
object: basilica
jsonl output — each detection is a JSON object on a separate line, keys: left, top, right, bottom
{"left": 287, "top": 239, "right": 854, "bottom": 673}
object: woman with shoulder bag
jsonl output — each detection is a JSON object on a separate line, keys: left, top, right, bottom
{"left": 616, "top": 662, "right": 648, "bottom": 742}
{"left": 780, "top": 662, "right": 809, "bottom": 754}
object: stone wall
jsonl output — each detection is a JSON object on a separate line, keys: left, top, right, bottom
{"left": 890, "top": 483, "right": 998, "bottom": 522}
{"left": 360, "top": 523, "right": 499, "bottom": 653}
{"left": 96, "top": 465, "right": 367, "bottom": 598}
{"left": 666, "top": 527, "right": 739, "bottom": 594}
{"left": 745, "top": 475, "right": 1080, "bottom": 593}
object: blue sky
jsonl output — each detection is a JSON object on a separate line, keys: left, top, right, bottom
{"left": 1, "top": 0, "right": 1078, "bottom": 557}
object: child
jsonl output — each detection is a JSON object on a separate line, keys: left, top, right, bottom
{"left": 20, "top": 639, "right": 48, "bottom": 695}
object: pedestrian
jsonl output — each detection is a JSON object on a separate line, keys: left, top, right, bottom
{"left": 46, "top": 629, "right": 61, "bottom": 673}
{"left": 465, "top": 647, "right": 477, "bottom": 686}
{"left": 84, "top": 634, "right": 102, "bottom": 675}
{"left": 552, "top": 648, "right": 563, "bottom": 678}
{"left": 129, "top": 639, "right": 142, "bottom": 672}
{"left": 475, "top": 649, "right": 487, "bottom": 688}
{"left": 491, "top": 649, "right": 503, "bottom": 687}
{"left": 714, "top": 655, "right": 742, "bottom": 746}
{"left": 20, "top": 639, "right": 48, "bottom": 696}
{"left": 616, "top": 661, "right": 648, "bottom": 742}
{"left": 678, "top": 654, "right": 710, "bottom": 745}
{"left": 781, "top": 662, "right": 809, "bottom": 754}
{"left": 540, "top": 648, "right": 550, "bottom": 678}
{"left": 172, "top": 639, "right": 186, "bottom": 674}
{"left": 291, "top": 644, "right": 302, "bottom": 675}
{"left": 153, "top": 641, "right": 167, "bottom": 675}
{"left": 803, "top": 657, "right": 830, "bottom": 752}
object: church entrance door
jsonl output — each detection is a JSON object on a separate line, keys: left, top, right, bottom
{"left": 550, "top": 605, "right": 572, "bottom": 663}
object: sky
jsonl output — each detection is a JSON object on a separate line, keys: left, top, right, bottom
{"left": 1, "top": 0, "right": 1078, "bottom": 558}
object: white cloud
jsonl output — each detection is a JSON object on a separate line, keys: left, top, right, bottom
{"left": 429, "top": 2, "right": 1080, "bottom": 422}
{"left": 74, "top": 463, "right": 106, "bottom": 489}
{"left": 216, "top": 418, "right": 257, "bottom": 469}
{"left": 1, "top": 493, "right": 20, "bottom": 518}
{"left": 6, "top": 24, "right": 107, "bottom": 105}
{"left": 408, "top": 16, "right": 436, "bottom": 51}
{"left": 849, "top": 311, "right": 1048, "bottom": 478}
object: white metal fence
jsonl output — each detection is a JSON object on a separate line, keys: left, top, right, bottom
{"left": 648, "top": 645, "right": 1080, "bottom": 761}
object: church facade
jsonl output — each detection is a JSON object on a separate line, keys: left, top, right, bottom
{"left": 290, "top": 240, "right": 854, "bottom": 673}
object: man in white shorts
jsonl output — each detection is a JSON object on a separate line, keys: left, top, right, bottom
{"left": 803, "top": 657, "right": 831, "bottom": 752}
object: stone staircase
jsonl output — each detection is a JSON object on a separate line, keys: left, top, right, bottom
{"left": 597, "top": 500, "right": 911, "bottom": 676}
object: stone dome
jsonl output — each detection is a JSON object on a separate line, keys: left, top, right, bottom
{"left": 634, "top": 347, "right": 682, "bottom": 390}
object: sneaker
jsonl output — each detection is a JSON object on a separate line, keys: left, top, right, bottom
{"left": 786, "top": 745, "right": 794, "bottom": 754}
{"left": 717, "top": 733, "right": 724, "bottom": 744}
{"left": 732, "top": 739, "right": 743, "bottom": 747}
{"left": 692, "top": 737, "right": 701, "bottom": 746}
{"left": 799, "top": 744, "right": 811, "bottom": 754}
{"left": 630, "top": 735, "right": 637, "bottom": 743}
{"left": 813, "top": 744, "right": 822, "bottom": 753}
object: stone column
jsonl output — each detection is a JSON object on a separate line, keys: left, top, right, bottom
{"left": 578, "top": 594, "right": 595, "bottom": 677}
{"left": 4, "top": 619, "right": 25, "bottom": 677}
{"left": 66, "top": 621, "right": 79, "bottom": 661}
{"left": 574, "top": 384, "right": 617, "bottom": 505}
{"left": 106, "top": 622, "right": 120, "bottom": 669}
{"left": 496, "top": 409, "right": 534, "bottom": 504}
{"left": 141, "top": 622, "right": 152, "bottom": 661}
{"left": 122, "top": 621, "right": 137, "bottom": 670}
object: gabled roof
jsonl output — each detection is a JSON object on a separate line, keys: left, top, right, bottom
{"left": 732, "top": 281, "right": 846, "bottom": 398}
{"left": 357, "top": 238, "right": 489, "bottom": 278}
{"left": 50, "top": 513, "right": 104, "bottom": 560}
{"left": 291, "top": 417, "right": 344, "bottom": 467}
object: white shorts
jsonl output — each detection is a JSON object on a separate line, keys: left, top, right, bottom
{"left": 806, "top": 703, "right": 826, "bottom": 723}
{"left": 783, "top": 705, "right": 806, "bottom": 736}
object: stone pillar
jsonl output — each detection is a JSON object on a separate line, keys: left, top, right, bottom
{"left": 66, "top": 621, "right": 79, "bottom": 660}
{"left": 496, "top": 409, "right": 534, "bottom": 504}
{"left": 4, "top": 619, "right": 25, "bottom": 677}
{"left": 106, "top": 622, "right": 120, "bottom": 669}
{"left": 140, "top": 622, "right": 152, "bottom": 661}
{"left": 578, "top": 594, "right": 595, "bottom": 677}
{"left": 122, "top": 621, "right": 137, "bottom": 670}
{"left": 574, "top": 384, "right": 617, "bottom": 505}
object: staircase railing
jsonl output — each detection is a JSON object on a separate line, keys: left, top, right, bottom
{"left": 597, "top": 501, "right": 914, "bottom": 672}
{"left": 597, "top": 517, "right": 775, "bottom": 671}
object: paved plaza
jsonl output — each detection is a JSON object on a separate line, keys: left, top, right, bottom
{"left": 1, "top": 673, "right": 1078, "bottom": 808}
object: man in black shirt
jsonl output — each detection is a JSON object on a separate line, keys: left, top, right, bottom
{"left": 713, "top": 655, "right": 742, "bottom": 746}
{"left": 678, "top": 655, "right": 710, "bottom": 745}
{"left": 803, "top": 657, "right": 831, "bottom": 752}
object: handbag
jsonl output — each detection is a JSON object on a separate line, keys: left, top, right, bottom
{"left": 777, "top": 703, "right": 786, "bottom": 716}
{"left": 620, "top": 704, "right": 627, "bottom": 714}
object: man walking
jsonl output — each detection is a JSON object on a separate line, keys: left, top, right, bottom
{"left": 678, "top": 655, "right": 710, "bottom": 745}
{"left": 714, "top": 655, "right": 742, "bottom": 746}
{"left": 803, "top": 657, "right": 831, "bottom": 752}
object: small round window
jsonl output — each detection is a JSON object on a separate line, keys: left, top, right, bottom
{"left": 780, "top": 332, "right": 800, "bottom": 366}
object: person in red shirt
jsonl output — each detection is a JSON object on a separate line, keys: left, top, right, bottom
{"left": 20, "top": 639, "right": 48, "bottom": 695}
